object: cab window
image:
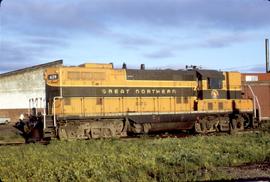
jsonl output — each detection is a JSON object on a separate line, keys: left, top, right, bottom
{"left": 208, "top": 78, "right": 222, "bottom": 89}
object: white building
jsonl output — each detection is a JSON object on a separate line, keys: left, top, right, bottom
{"left": 0, "top": 60, "right": 62, "bottom": 122}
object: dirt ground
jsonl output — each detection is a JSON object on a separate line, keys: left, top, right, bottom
{"left": 217, "top": 162, "right": 270, "bottom": 181}
{"left": 0, "top": 123, "right": 25, "bottom": 144}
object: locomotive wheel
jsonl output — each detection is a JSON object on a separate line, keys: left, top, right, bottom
{"left": 57, "top": 119, "right": 127, "bottom": 140}
{"left": 218, "top": 117, "right": 230, "bottom": 132}
{"left": 236, "top": 117, "right": 245, "bottom": 131}
{"left": 194, "top": 120, "right": 207, "bottom": 134}
{"left": 195, "top": 117, "right": 219, "bottom": 134}
{"left": 58, "top": 127, "right": 68, "bottom": 140}
{"left": 194, "top": 122, "right": 202, "bottom": 133}
{"left": 230, "top": 116, "right": 244, "bottom": 133}
{"left": 90, "top": 127, "right": 116, "bottom": 139}
{"left": 200, "top": 121, "right": 207, "bottom": 133}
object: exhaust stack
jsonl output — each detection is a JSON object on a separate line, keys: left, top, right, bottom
{"left": 266, "top": 39, "right": 269, "bottom": 73}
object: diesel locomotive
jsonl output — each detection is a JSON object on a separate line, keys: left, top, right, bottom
{"left": 19, "top": 63, "right": 256, "bottom": 140}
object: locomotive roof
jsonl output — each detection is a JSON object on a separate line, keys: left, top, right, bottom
{"left": 126, "top": 69, "right": 224, "bottom": 81}
{"left": 196, "top": 70, "right": 225, "bottom": 79}
{"left": 126, "top": 69, "right": 196, "bottom": 81}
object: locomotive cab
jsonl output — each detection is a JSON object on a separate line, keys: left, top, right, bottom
{"left": 196, "top": 70, "right": 225, "bottom": 100}
{"left": 194, "top": 70, "right": 254, "bottom": 133}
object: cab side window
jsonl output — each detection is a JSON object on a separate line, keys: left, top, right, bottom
{"left": 207, "top": 78, "right": 222, "bottom": 89}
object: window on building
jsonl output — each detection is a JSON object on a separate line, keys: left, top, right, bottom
{"left": 245, "top": 75, "right": 258, "bottom": 82}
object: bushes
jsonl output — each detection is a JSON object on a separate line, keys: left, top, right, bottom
{"left": 0, "top": 132, "right": 269, "bottom": 181}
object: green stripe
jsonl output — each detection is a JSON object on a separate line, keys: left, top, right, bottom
{"left": 198, "top": 90, "right": 242, "bottom": 99}
{"left": 60, "top": 87, "right": 195, "bottom": 97}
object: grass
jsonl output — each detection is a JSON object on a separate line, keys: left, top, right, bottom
{"left": 0, "top": 131, "right": 269, "bottom": 181}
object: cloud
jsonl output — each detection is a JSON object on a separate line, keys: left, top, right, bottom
{"left": 142, "top": 31, "right": 255, "bottom": 59}
{"left": 199, "top": 33, "right": 254, "bottom": 48}
{"left": 3, "top": 0, "right": 270, "bottom": 37}
{"left": 87, "top": 0, "right": 270, "bottom": 30}
{"left": 28, "top": 37, "right": 68, "bottom": 47}
{"left": 0, "top": 41, "right": 42, "bottom": 72}
{"left": 144, "top": 48, "right": 175, "bottom": 59}
{"left": 223, "top": 64, "right": 267, "bottom": 73}
{"left": 0, "top": 0, "right": 269, "bottom": 71}
{"left": 245, "top": 65, "right": 266, "bottom": 72}
{"left": 0, "top": 37, "right": 67, "bottom": 73}
{"left": 2, "top": 0, "right": 110, "bottom": 37}
{"left": 118, "top": 36, "right": 156, "bottom": 48}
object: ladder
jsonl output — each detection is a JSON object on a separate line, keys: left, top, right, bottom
{"left": 43, "top": 115, "right": 57, "bottom": 139}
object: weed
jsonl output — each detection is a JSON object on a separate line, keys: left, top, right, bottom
{"left": 0, "top": 132, "right": 269, "bottom": 181}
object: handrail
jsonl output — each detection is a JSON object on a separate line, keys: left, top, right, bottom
{"left": 255, "top": 96, "right": 262, "bottom": 122}
{"left": 43, "top": 98, "right": 46, "bottom": 129}
{"left": 53, "top": 96, "right": 63, "bottom": 127}
{"left": 247, "top": 85, "right": 261, "bottom": 122}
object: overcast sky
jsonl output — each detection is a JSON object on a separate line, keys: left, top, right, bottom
{"left": 0, "top": 0, "right": 270, "bottom": 73}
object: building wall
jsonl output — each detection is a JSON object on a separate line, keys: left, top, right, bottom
{"left": 0, "top": 69, "right": 45, "bottom": 122}
{"left": 242, "top": 73, "right": 270, "bottom": 82}
{"left": 242, "top": 81, "right": 270, "bottom": 120}
{"left": 241, "top": 72, "right": 270, "bottom": 120}
{"left": 0, "top": 109, "right": 28, "bottom": 123}
{"left": 0, "top": 60, "right": 63, "bottom": 122}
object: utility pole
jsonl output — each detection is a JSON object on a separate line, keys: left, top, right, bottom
{"left": 266, "top": 39, "right": 269, "bottom": 73}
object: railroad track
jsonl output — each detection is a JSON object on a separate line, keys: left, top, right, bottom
{"left": 121, "top": 128, "right": 263, "bottom": 141}
{"left": 0, "top": 129, "right": 264, "bottom": 146}
{"left": 0, "top": 140, "right": 50, "bottom": 146}
{"left": 0, "top": 141, "right": 25, "bottom": 146}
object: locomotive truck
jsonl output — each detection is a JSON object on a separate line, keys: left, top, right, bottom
{"left": 18, "top": 63, "right": 256, "bottom": 140}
